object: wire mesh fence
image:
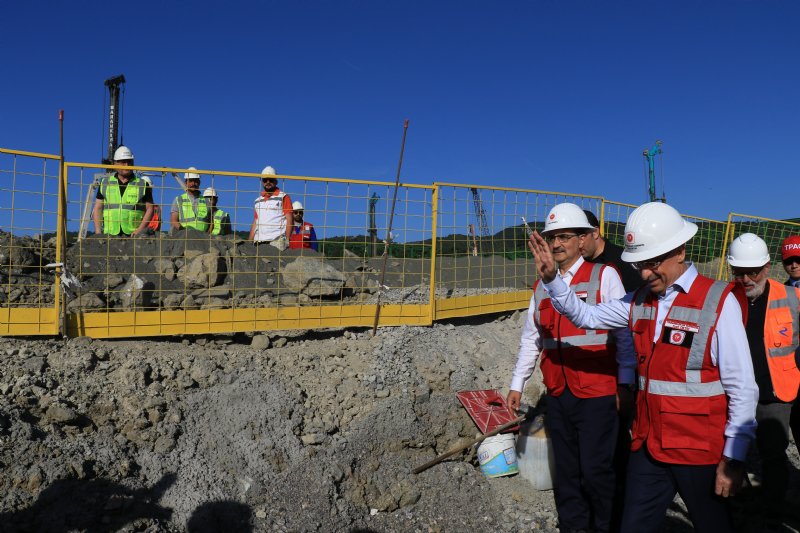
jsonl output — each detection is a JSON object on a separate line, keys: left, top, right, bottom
{"left": 0, "top": 149, "right": 61, "bottom": 334}
{"left": 3, "top": 147, "right": 796, "bottom": 338}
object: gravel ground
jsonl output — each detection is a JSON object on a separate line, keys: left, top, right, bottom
{"left": 1, "top": 312, "right": 800, "bottom": 532}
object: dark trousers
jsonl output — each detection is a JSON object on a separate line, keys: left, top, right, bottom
{"left": 756, "top": 402, "right": 792, "bottom": 514}
{"left": 620, "top": 449, "right": 732, "bottom": 533}
{"left": 547, "top": 387, "right": 618, "bottom": 533}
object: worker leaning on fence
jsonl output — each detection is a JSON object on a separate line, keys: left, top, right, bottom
{"left": 507, "top": 203, "right": 636, "bottom": 533}
{"left": 527, "top": 201, "right": 758, "bottom": 533}
{"left": 170, "top": 167, "right": 212, "bottom": 233}
{"left": 726, "top": 233, "right": 800, "bottom": 530}
{"left": 248, "top": 165, "right": 293, "bottom": 251}
{"left": 203, "top": 187, "right": 231, "bottom": 236}
{"left": 92, "top": 146, "right": 154, "bottom": 237}
{"left": 289, "top": 201, "right": 318, "bottom": 251}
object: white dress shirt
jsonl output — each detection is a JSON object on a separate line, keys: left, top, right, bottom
{"left": 543, "top": 262, "right": 758, "bottom": 461}
{"left": 510, "top": 256, "right": 636, "bottom": 393}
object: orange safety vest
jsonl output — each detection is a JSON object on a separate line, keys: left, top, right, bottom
{"left": 148, "top": 205, "right": 162, "bottom": 231}
{"left": 763, "top": 279, "right": 800, "bottom": 402}
{"left": 629, "top": 275, "right": 739, "bottom": 465}
{"left": 534, "top": 261, "right": 618, "bottom": 399}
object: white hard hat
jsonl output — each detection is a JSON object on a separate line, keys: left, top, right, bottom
{"left": 140, "top": 176, "right": 153, "bottom": 186}
{"left": 113, "top": 145, "right": 134, "bottom": 161}
{"left": 261, "top": 165, "right": 277, "bottom": 176}
{"left": 620, "top": 202, "right": 698, "bottom": 262}
{"left": 184, "top": 166, "right": 200, "bottom": 181}
{"left": 292, "top": 201, "right": 304, "bottom": 211}
{"left": 203, "top": 187, "right": 217, "bottom": 198}
{"left": 727, "top": 233, "right": 770, "bottom": 267}
{"left": 542, "top": 203, "right": 594, "bottom": 234}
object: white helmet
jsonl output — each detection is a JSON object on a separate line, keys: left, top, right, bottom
{"left": 727, "top": 233, "right": 770, "bottom": 267}
{"left": 140, "top": 176, "right": 153, "bottom": 186}
{"left": 261, "top": 165, "right": 277, "bottom": 176}
{"left": 184, "top": 166, "right": 200, "bottom": 182}
{"left": 620, "top": 202, "right": 698, "bottom": 262}
{"left": 113, "top": 145, "right": 134, "bottom": 161}
{"left": 292, "top": 201, "right": 304, "bottom": 211}
{"left": 542, "top": 203, "right": 594, "bottom": 234}
{"left": 203, "top": 187, "right": 217, "bottom": 198}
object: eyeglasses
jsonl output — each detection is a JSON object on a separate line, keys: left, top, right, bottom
{"left": 732, "top": 267, "right": 764, "bottom": 279}
{"left": 544, "top": 233, "right": 580, "bottom": 244}
{"left": 262, "top": 178, "right": 276, "bottom": 183}
{"left": 783, "top": 258, "right": 800, "bottom": 266}
{"left": 631, "top": 250, "right": 674, "bottom": 271}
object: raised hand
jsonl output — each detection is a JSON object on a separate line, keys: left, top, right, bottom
{"left": 527, "top": 231, "right": 557, "bottom": 283}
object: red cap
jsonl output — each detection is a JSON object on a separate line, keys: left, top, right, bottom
{"left": 781, "top": 236, "right": 800, "bottom": 260}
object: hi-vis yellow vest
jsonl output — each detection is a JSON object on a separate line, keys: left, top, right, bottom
{"left": 177, "top": 193, "right": 211, "bottom": 231}
{"left": 101, "top": 175, "right": 146, "bottom": 235}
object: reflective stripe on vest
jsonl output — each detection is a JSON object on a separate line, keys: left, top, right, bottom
{"left": 763, "top": 279, "right": 800, "bottom": 401}
{"left": 178, "top": 193, "right": 210, "bottom": 231}
{"left": 534, "top": 262, "right": 604, "bottom": 324}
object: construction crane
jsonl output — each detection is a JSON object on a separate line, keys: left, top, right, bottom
{"left": 470, "top": 187, "right": 490, "bottom": 238}
{"left": 643, "top": 140, "right": 666, "bottom": 203}
{"left": 102, "top": 74, "right": 126, "bottom": 165}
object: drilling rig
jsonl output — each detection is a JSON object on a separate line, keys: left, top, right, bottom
{"left": 643, "top": 140, "right": 666, "bottom": 203}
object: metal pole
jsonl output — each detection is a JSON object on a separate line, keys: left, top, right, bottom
{"left": 56, "top": 110, "right": 67, "bottom": 336}
{"left": 372, "top": 119, "right": 409, "bottom": 336}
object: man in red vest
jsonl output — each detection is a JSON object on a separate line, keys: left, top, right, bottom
{"left": 727, "top": 233, "right": 800, "bottom": 530}
{"left": 288, "top": 201, "right": 318, "bottom": 251}
{"left": 507, "top": 203, "right": 635, "bottom": 533}
{"left": 527, "top": 202, "right": 758, "bottom": 533}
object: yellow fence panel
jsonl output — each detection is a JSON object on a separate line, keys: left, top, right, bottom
{"left": 62, "top": 162, "right": 434, "bottom": 338}
{"left": 433, "top": 183, "right": 604, "bottom": 319}
{"left": 716, "top": 213, "right": 800, "bottom": 281}
{"left": 0, "top": 148, "right": 61, "bottom": 335}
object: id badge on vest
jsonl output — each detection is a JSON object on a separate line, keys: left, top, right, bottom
{"left": 662, "top": 318, "right": 698, "bottom": 348}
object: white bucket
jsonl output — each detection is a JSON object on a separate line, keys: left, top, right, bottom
{"left": 515, "top": 416, "right": 556, "bottom": 490}
{"left": 477, "top": 433, "right": 518, "bottom": 478}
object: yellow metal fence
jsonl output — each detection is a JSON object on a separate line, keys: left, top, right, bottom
{"left": 1, "top": 147, "right": 797, "bottom": 338}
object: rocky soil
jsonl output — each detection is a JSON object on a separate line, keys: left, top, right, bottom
{"left": 2, "top": 314, "right": 800, "bottom": 532}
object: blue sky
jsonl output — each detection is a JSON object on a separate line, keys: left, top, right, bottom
{"left": 2, "top": 0, "right": 798, "bottom": 229}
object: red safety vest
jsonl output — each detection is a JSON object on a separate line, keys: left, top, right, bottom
{"left": 289, "top": 222, "right": 314, "bottom": 249}
{"left": 629, "top": 275, "right": 739, "bottom": 465}
{"left": 763, "top": 279, "right": 800, "bottom": 402}
{"left": 534, "top": 261, "right": 618, "bottom": 399}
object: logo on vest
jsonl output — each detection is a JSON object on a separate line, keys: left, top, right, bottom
{"left": 663, "top": 319, "right": 700, "bottom": 333}
{"left": 779, "top": 326, "right": 789, "bottom": 337}
{"left": 669, "top": 330, "right": 686, "bottom": 345}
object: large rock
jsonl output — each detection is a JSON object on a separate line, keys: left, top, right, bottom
{"left": 67, "top": 292, "right": 105, "bottom": 312}
{"left": 281, "top": 258, "right": 346, "bottom": 297}
{"left": 177, "top": 251, "right": 222, "bottom": 289}
{"left": 119, "top": 274, "right": 153, "bottom": 309}
{"left": 155, "top": 258, "right": 176, "bottom": 281}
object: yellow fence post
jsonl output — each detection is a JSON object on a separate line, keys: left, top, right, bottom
{"left": 429, "top": 185, "right": 438, "bottom": 324}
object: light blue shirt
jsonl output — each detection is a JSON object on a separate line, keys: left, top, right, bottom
{"left": 543, "top": 262, "right": 758, "bottom": 461}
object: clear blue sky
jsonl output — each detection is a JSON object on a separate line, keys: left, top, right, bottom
{"left": 2, "top": 1, "right": 798, "bottom": 223}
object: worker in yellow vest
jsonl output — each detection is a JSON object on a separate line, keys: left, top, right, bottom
{"left": 727, "top": 233, "right": 800, "bottom": 529}
{"left": 92, "top": 146, "right": 154, "bottom": 237}
{"left": 169, "top": 167, "right": 211, "bottom": 233}
{"left": 203, "top": 187, "right": 231, "bottom": 236}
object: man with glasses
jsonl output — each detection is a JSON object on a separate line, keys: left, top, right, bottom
{"left": 92, "top": 145, "right": 155, "bottom": 237}
{"left": 581, "top": 210, "right": 641, "bottom": 292}
{"left": 507, "top": 203, "right": 635, "bottom": 533}
{"left": 727, "top": 233, "right": 799, "bottom": 531}
{"left": 170, "top": 167, "right": 212, "bottom": 233}
{"left": 526, "top": 202, "right": 757, "bottom": 533}
{"left": 248, "top": 165, "right": 293, "bottom": 251}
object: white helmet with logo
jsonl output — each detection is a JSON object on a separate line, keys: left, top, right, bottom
{"left": 203, "top": 187, "right": 217, "bottom": 198}
{"left": 727, "top": 233, "right": 770, "bottom": 267}
{"left": 184, "top": 166, "right": 200, "bottom": 182}
{"left": 113, "top": 145, "right": 134, "bottom": 161}
{"left": 620, "top": 202, "right": 698, "bottom": 262}
{"left": 542, "top": 203, "right": 594, "bottom": 234}
{"left": 292, "top": 201, "right": 304, "bottom": 211}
